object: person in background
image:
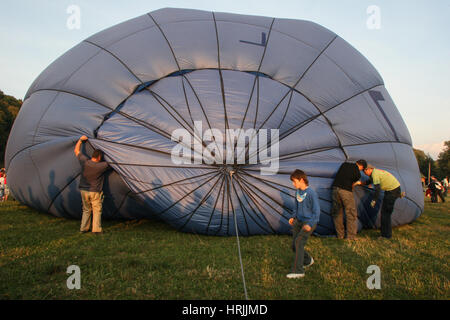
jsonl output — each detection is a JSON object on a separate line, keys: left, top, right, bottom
{"left": 0, "top": 171, "right": 5, "bottom": 202}
{"left": 3, "top": 171, "right": 9, "bottom": 202}
{"left": 429, "top": 176, "right": 445, "bottom": 203}
{"left": 286, "top": 169, "right": 320, "bottom": 279}
{"left": 330, "top": 161, "right": 362, "bottom": 240}
{"left": 362, "top": 164, "right": 402, "bottom": 239}
{"left": 74, "top": 136, "right": 110, "bottom": 234}
{"left": 428, "top": 178, "right": 438, "bottom": 203}
{"left": 442, "top": 176, "right": 449, "bottom": 197}
{"left": 421, "top": 177, "right": 427, "bottom": 193}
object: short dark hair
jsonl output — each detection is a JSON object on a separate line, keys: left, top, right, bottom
{"left": 290, "top": 169, "right": 309, "bottom": 185}
{"left": 92, "top": 149, "right": 104, "bottom": 160}
{"left": 356, "top": 159, "right": 367, "bottom": 170}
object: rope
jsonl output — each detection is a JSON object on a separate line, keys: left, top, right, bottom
{"left": 230, "top": 170, "right": 249, "bottom": 300}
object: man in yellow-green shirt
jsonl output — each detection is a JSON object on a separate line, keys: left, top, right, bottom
{"left": 363, "top": 164, "right": 401, "bottom": 239}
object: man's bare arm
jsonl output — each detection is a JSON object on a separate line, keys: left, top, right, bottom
{"left": 74, "top": 136, "right": 88, "bottom": 157}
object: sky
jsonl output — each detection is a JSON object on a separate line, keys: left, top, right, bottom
{"left": 0, "top": 0, "right": 449, "bottom": 158}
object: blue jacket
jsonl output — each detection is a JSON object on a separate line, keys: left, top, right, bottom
{"left": 294, "top": 187, "right": 321, "bottom": 227}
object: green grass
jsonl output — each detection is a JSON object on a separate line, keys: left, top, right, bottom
{"left": 0, "top": 196, "right": 449, "bottom": 300}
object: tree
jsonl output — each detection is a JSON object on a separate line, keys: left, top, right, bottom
{"left": 437, "top": 141, "right": 450, "bottom": 179}
{"left": 413, "top": 148, "right": 438, "bottom": 180}
{"left": 0, "top": 90, "right": 22, "bottom": 167}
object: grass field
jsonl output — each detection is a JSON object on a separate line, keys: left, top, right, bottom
{"left": 0, "top": 196, "right": 449, "bottom": 300}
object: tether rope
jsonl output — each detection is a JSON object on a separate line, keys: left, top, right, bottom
{"left": 230, "top": 170, "right": 249, "bottom": 300}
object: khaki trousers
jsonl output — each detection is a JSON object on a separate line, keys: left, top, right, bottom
{"left": 80, "top": 190, "right": 104, "bottom": 233}
{"left": 331, "top": 187, "right": 358, "bottom": 239}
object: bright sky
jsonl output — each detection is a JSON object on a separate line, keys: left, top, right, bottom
{"left": 1, "top": 0, "right": 449, "bottom": 158}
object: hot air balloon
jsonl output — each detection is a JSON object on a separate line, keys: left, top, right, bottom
{"left": 5, "top": 8, "right": 423, "bottom": 236}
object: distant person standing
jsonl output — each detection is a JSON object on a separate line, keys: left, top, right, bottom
{"left": 429, "top": 176, "right": 445, "bottom": 203}
{"left": 74, "top": 136, "right": 110, "bottom": 234}
{"left": 330, "top": 161, "right": 362, "bottom": 240}
{"left": 362, "top": 164, "right": 402, "bottom": 239}
{"left": 442, "top": 177, "right": 449, "bottom": 197}
{"left": 428, "top": 178, "right": 438, "bottom": 203}
{"left": 421, "top": 177, "right": 427, "bottom": 192}
{"left": 3, "top": 171, "right": 9, "bottom": 202}
{"left": 0, "top": 171, "right": 5, "bottom": 202}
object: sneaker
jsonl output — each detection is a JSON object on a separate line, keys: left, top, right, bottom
{"left": 286, "top": 273, "right": 305, "bottom": 279}
{"left": 304, "top": 257, "right": 314, "bottom": 268}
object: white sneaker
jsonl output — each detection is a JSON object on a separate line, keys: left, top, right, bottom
{"left": 286, "top": 273, "right": 305, "bottom": 279}
{"left": 305, "top": 257, "right": 314, "bottom": 268}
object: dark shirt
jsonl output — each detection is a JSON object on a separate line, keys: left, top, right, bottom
{"left": 77, "top": 154, "right": 109, "bottom": 192}
{"left": 332, "top": 162, "right": 361, "bottom": 192}
{"left": 428, "top": 181, "right": 441, "bottom": 192}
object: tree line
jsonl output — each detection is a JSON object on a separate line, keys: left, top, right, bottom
{"left": 0, "top": 90, "right": 22, "bottom": 167}
{"left": 0, "top": 89, "right": 448, "bottom": 179}
{"left": 414, "top": 143, "right": 450, "bottom": 181}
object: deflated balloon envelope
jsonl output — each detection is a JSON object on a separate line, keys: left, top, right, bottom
{"left": 5, "top": 8, "right": 423, "bottom": 236}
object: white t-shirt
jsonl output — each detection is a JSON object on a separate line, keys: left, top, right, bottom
{"left": 0, "top": 177, "right": 5, "bottom": 189}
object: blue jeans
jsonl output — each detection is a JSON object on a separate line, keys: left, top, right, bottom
{"left": 291, "top": 220, "right": 316, "bottom": 274}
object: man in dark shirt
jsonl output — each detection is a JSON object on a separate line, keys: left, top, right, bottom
{"left": 330, "top": 161, "right": 362, "bottom": 239}
{"left": 428, "top": 176, "right": 445, "bottom": 203}
{"left": 74, "top": 136, "right": 110, "bottom": 234}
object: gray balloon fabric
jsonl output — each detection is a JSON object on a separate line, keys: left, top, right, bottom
{"left": 5, "top": 8, "right": 423, "bottom": 236}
